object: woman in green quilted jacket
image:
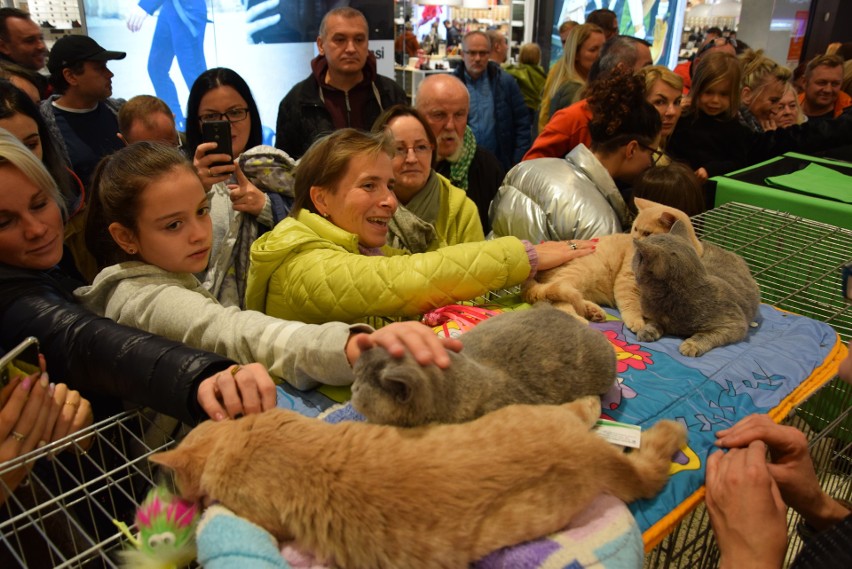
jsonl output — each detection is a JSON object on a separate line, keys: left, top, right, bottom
{"left": 245, "top": 129, "right": 595, "bottom": 325}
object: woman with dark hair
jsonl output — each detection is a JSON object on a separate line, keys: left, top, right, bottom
{"left": 371, "top": 105, "right": 483, "bottom": 252}
{"left": 0, "top": 80, "right": 95, "bottom": 281}
{"left": 491, "top": 67, "right": 662, "bottom": 242}
{"left": 185, "top": 67, "right": 291, "bottom": 308}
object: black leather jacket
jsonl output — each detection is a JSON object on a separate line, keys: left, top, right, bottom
{"left": 0, "top": 264, "right": 234, "bottom": 425}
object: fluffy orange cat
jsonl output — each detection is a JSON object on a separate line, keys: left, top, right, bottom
{"left": 523, "top": 198, "right": 702, "bottom": 332}
{"left": 151, "top": 398, "right": 686, "bottom": 569}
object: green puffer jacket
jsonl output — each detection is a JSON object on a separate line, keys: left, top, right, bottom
{"left": 433, "top": 173, "right": 485, "bottom": 245}
{"left": 246, "top": 210, "right": 531, "bottom": 325}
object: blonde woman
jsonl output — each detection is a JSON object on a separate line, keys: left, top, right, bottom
{"left": 538, "top": 23, "right": 604, "bottom": 132}
{"left": 738, "top": 50, "right": 792, "bottom": 132}
{"left": 638, "top": 65, "right": 684, "bottom": 154}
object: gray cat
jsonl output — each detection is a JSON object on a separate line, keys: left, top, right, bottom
{"left": 351, "top": 305, "right": 617, "bottom": 427}
{"left": 633, "top": 220, "right": 761, "bottom": 357}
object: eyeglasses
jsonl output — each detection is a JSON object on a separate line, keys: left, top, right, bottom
{"left": 394, "top": 144, "right": 433, "bottom": 158}
{"left": 639, "top": 143, "right": 665, "bottom": 166}
{"left": 463, "top": 50, "right": 489, "bottom": 58}
{"left": 697, "top": 36, "right": 737, "bottom": 57}
{"left": 198, "top": 107, "right": 250, "bottom": 124}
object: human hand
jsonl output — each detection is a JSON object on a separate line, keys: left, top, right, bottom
{"left": 45, "top": 384, "right": 93, "bottom": 448}
{"left": 715, "top": 414, "right": 849, "bottom": 530}
{"left": 534, "top": 239, "right": 596, "bottom": 271}
{"left": 194, "top": 142, "right": 235, "bottom": 190}
{"left": 196, "top": 363, "right": 277, "bottom": 421}
{"left": 760, "top": 118, "right": 778, "bottom": 132}
{"left": 695, "top": 167, "right": 709, "bottom": 183}
{"left": 227, "top": 162, "right": 267, "bottom": 216}
{"left": 126, "top": 6, "right": 148, "bottom": 32}
{"left": 705, "top": 441, "right": 787, "bottom": 569}
{"left": 0, "top": 371, "right": 53, "bottom": 500}
{"left": 345, "top": 321, "right": 463, "bottom": 369}
{"left": 246, "top": 0, "right": 281, "bottom": 39}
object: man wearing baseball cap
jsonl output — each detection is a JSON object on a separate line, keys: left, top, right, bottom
{"left": 39, "top": 34, "right": 126, "bottom": 188}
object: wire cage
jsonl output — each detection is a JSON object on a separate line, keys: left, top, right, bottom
{"left": 0, "top": 202, "right": 849, "bottom": 568}
{"left": 645, "top": 202, "right": 852, "bottom": 569}
{"left": 0, "top": 410, "right": 177, "bottom": 568}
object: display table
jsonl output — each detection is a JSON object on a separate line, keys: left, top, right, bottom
{"left": 394, "top": 66, "right": 454, "bottom": 104}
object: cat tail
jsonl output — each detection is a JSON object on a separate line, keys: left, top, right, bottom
{"left": 609, "top": 420, "right": 687, "bottom": 502}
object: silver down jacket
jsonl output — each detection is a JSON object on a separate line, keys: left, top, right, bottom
{"left": 489, "top": 144, "right": 631, "bottom": 242}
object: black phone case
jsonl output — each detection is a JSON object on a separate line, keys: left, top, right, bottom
{"left": 201, "top": 121, "right": 233, "bottom": 168}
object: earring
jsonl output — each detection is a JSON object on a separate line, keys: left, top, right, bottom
{"left": 321, "top": 212, "right": 330, "bottom": 219}
{"left": 127, "top": 247, "right": 136, "bottom": 255}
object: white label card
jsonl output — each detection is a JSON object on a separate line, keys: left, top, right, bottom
{"left": 593, "top": 419, "right": 642, "bottom": 449}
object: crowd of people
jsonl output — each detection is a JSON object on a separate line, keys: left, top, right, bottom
{"left": 0, "top": 4, "right": 850, "bottom": 565}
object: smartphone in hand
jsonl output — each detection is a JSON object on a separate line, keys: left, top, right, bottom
{"left": 201, "top": 120, "right": 234, "bottom": 168}
{"left": 0, "top": 336, "right": 40, "bottom": 390}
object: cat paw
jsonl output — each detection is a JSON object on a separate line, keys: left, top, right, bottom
{"left": 553, "top": 302, "right": 589, "bottom": 323}
{"left": 679, "top": 338, "right": 710, "bottom": 357}
{"left": 644, "top": 420, "right": 688, "bottom": 458}
{"left": 622, "top": 315, "right": 646, "bottom": 334}
{"left": 583, "top": 302, "right": 607, "bottom": 322}
{"left": 636, "top": 322, "right": 663, "bottom": 343}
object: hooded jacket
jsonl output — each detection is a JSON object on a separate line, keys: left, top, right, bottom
{"left": 245, "top": 210, "right": 531, "bottom": 325}
{"left": 0, "top": 263, "right": 233, "bottom": 424}
{"left": 490, "top": 144, "right": 629, "bottom": 243}
{"left": 75, "top": 262, "right": 367, "bottom": 390}
{"left": 275, "top": 53, "right": 407, "bottom": 159}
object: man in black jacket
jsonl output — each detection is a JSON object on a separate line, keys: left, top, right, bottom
{"left": 274, "top": 7, "right": 406, "bottom": 159}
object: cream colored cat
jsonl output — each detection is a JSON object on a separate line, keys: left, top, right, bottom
{"left": 151, "top": 400, "right": 686, "bottom": 569}
{"left": 523, "top": 198, "right": 702, "bottom": 332}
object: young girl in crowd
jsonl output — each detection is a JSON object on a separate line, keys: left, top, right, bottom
{"left": 631, "top": 161, "right": 706, "bottom": 217}
{"left": 78, "top": 142, "right": 459, "bottom": 390}
{"left": 0, "top": 130, "right": 275, "bottom": 425}
{"left": 668, "top": 51, "right": 750, "bottom": 181}
{"left": 185, "top": 68, "right": 292, "bottom": 308}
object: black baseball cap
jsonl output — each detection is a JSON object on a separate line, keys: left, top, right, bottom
{"left": 47, "top": 35, "right": 126, "bottom": 76}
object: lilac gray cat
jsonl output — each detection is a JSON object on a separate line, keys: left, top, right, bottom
{"left": 351, "top": 305, "right": 617, "bottom": 427}
{"left": 633, "top": 220, "right": 761, "bottom": 357}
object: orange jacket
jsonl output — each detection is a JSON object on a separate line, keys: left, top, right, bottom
{"left": 798, "top": 90, "right": 852, "bottom": 119}
{"left": 523, "top": 99, "right": 593, "bottom": 160}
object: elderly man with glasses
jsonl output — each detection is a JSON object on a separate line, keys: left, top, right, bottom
{"left": 452, "top": 31, "right": 531, "bottom": 171}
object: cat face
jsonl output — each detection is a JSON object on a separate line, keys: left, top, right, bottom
{"left": 149, "top": 420, "right": 222, "bottom": 502}
{"left": 352, "top": 348, "right": 445, "bottom": 426}
{"left": 633, "top": 221, "right": 704, "bottom": 282}
{"left": 632, "top": 198, "right": 703, "bottom": 256}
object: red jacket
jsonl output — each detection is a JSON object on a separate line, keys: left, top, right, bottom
{"left": 523, "top": 99, "right": 593, "bottom": 160}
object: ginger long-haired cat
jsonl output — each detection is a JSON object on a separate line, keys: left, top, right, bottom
{"left": 523, "top": 198, "right": 702, "bottom": 333}
{"left": 151, "top": 399, "right": 686, "bottom": 569}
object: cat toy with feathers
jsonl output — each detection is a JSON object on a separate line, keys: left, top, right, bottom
{"left": 113, "top": 486, "right": 199, "bottom": 569}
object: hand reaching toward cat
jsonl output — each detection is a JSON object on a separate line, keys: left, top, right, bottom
{"left": 196, "top": 363, "right": 277, "bottom": 421}
{"left": 346, "top": 322, "right": 463, "bottom": 369}
{"left": 534, "top": 239, "right": 596, "bottom": 271}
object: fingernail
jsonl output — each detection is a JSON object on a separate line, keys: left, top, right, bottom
{"left": 39, "top": 373, "right": 49, "bottom": 388}
{"left": 21, "top": 375, "right": 32, "bottom": 390}
{"left": 48, "top": 383, "right": 55, "bottom": 396}
{"left": 592, "top": 238, "right": 600, "bottom": 242}
{"left": 37, "top": 440, "right": 47, "bottom": 449}
{"left": 214, "top": 412, "right": 225, "bottom": 421}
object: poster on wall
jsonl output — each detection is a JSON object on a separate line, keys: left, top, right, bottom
{"left": 550, "top": 0, "right": 686, "bottom": 69}
{"left": 84, "top": 0, "right": 394, "bottom": 143}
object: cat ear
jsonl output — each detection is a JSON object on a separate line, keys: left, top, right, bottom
{"left": 634, "top": 197, "right": 655, "bottom": 211}
{"left": 380, "top": 375, "right": 413, "bottom": 404}
{"left": 149, "top": 449, "right": 186, "bottom": 471}
{"left": 669, "top": 220, "right": 690, "bottom": 239}
{"left": 659, "top": 211, "right": 678, "bottom": 229}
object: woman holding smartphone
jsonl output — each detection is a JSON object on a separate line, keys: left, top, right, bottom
{"left": 185, "top": 68, "right": 291, "bottom": 308}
